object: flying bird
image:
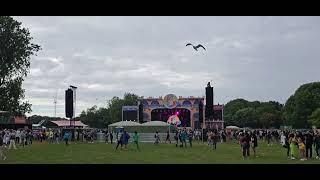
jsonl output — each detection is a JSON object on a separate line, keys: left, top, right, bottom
{"left": 186, "top": 43, "right": 206, "bottom": 51}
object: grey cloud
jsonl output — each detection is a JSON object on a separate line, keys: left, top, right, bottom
{"left": 12, "top": 16, "right": 320, "bottom": 117}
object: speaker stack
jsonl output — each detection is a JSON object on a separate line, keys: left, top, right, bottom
{"left": 65, "top": 88, "right": 74, "bottom": 118}
{"left": 138, "top": 102, "right": 144, "bottom": 123}
{"left": 205, "top": 82, "right": 214, "bottom": 120}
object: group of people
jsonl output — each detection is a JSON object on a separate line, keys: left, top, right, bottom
{"left": 280, "top": 130, "right": 320, "bottom": 161}
{"left": 238, "top": 130, "right": 258, "bottom": 158}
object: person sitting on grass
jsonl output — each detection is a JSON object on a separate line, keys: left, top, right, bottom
{"left": 133, "top": 131, "right": 140, "bottom": 151}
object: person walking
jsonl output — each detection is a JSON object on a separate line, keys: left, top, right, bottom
{"left": 165, "top": 131, "right": 171, "bottom": 144}
{"left": 116, "top": 131, "right": 123, "bottom": 150}
{"left": 133, "top": 131, "right": 140, "bottom": 151}
{"left": 122, "top": 131, "right": 130, "bottom": 150}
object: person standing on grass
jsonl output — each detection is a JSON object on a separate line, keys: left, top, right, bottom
{"left": 305, "top": 131, "right": 314, "bottom": 159}
{"left": 314, "top": 131, "right": 320, "bottom": 159}
{"left": 8, "top": 130, "right": 17, "bottom": 150}
{"left": 0, "top": 131, "right": 7, "bottom": 160}
{"left": 174, "top": 131, "right": 179, "bottom": 147}
{"left": 212, "top": 130, "right": 217, "bottom": 150}
{"left": 133, "top": 131, "right": 140, "bottom": 150}
{"left": 116, "top": 131, "right": 123, "bottom": 150}
{"left": 54, "top": 131, "right": 60, "bottom": 144}
{"left": 63, "top": 131, "right": 71, "bottom": 146}
{"left": 289, "top": 134, "right": 297, "bottom": 160}
{"left": 154, "top": 131, "right": 160, "bottom": 145}
{"left": 105, "top": 131, "right": 109, "bottom": 144}
{"left": 188, "top": 129, "right": 193, "bottom": 147}
{"left": 298, "top": 137, "right": 306, "bottom": 161}
{"left": 122, "top": 131, "right": 130, "bottom": 150}
{"left": 250, "top": 131, "right": 258, "bottom": 157}
{"left": 267, "top": 131, "right": 272, "bottom": 146}
{"left": 165, "top": 131, "right": 171, "bottom": 144}
{"left": 110, "top": 131, "right": 113, "bottom": 144}
{"left": 180, "top": 129, "right": 187, "bottom": 148}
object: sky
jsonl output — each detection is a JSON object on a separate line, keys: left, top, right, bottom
{"left": 13, "top": 16, "right": 320, "bottom": 117}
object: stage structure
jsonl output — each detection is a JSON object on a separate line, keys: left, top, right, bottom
{"left": 137, "top": 93, "right": 224, "bottom": 130}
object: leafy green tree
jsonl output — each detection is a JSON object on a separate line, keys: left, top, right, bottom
{"left": 308, "top": 108, "right": 320, "bottom": 128}
{"left": 232, "top": 107, "right": 258, "bottom": 128}
{"left": 283, "top": 82, "right": 320, "bottom": 128}
{"left": 0, "top": 16, "right": 41, "bottom": 116}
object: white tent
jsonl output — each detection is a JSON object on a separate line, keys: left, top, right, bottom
{"left": 142, "top": 121, "right": 169, "bottom": 126}
{"left": 108, "top": 121, "right": 141, "bottom": 127}
{"left": 226, "top": 125, "right": 241, "bottom": 129}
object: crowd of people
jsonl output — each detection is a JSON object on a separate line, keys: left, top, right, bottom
{"left": 1, "top": 127, "right": 320, "bottom": 161}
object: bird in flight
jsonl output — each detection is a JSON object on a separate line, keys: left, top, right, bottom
{"left": 186, "top": 43, "right": 206, "bottom": 51}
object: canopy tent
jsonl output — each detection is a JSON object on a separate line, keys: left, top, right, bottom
{"left": 108, "top": 121, "right": 141, "bottom": 133}
{"left": 225, "top": 125, "right": 241, "bottom": 129}
{"left": 141, "top": 121, "right": 169, "bottom": 126}
{"left": 108, "top": 121, "right": 141, "bottom": 127}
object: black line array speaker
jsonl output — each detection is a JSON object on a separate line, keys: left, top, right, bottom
{"left": 199, "top": 101, "right": 203, "bottom": 122}
{"left": 205, "top": 84, "right": 214, "bottom": 120}
{"left": 65, "top": 89, "right": 73, "bottom": 118}
{"left": 138, "top": 103, "right": 143, "bottom": 123}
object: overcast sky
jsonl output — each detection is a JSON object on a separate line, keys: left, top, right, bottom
{"left": 13, "top": 16, "right": 320, "bottom": 117}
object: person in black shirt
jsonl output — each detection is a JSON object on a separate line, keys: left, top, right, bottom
{"left": 188, "top": 130, "right": 193, "bottom": 147}
{"left": 110, "top": 131, "right": 113, "bottom": 144}
{"left": 165, "top": 131, "right": 171, "bottom": 144}
{"left": 314, "top": 131, "right": 320, "bottom": 159}
{"left": 251, "top": 131, "right": 258, "bottom": 157}
{"left": 267, "top": 131, "right": 272, "bottom": 146}
{"left": 174, "top": 131, "right": 179, "bottom": 147}
{"left": 305, "top": 131, "right": 314, "bottom": 159}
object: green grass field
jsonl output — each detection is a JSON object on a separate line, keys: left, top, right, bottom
{"left": 1, "top": 140, "right": 320, "bottom": 164}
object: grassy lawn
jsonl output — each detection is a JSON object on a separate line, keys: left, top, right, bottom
{"left": 1, "top": 140, "right": 320, "bottom": 164}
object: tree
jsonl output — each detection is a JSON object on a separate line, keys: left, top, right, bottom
{"left": 283, "top": 82, "right": 320, "bottom": 128}
{"left": 308, "top": 108, "right": 320, "bottom": 128}
{"left": 224, "top": 99, "right": 249, "bottom": 125}
{"left": 232, "top": 107, "right": 258, "bottom": 128}
{"left": 0, "top": 16, "right": 41, "bottom": 116}
{"left": 78, "top": 93, "right": 139, "bottom": 128}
